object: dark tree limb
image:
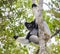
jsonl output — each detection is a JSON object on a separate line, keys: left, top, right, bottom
{"left": 51, "top": 29, "right": 60, "bottom": 38}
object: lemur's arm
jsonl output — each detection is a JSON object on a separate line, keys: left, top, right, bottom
{"left": 26, "top": 32, "right": 31, "bottom": 40}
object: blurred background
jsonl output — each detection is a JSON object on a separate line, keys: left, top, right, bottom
{"left": 0, "top": 0, "right": 60, "bottom": 54}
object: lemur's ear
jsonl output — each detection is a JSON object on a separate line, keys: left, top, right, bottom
{"left": 32, "top": 3, "right": 37, "bottom": 8}
{"left": 25, "top": 22, "right": 28, "bottom": 26}
{"left": 31, "top": 20, "right": 36, "bottom": 25}
{"left": 33, "top": 19, "right": 36, "bottom": 23}
{"left": 31, "top": 19, "right": 35, "bottom": 23}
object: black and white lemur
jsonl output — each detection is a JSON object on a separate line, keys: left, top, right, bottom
{"left": 14, "top": 19, "right": 39, "bottom": 44}
{"left": 13, "top": 4, "right": 39, "bottom": 44}
{"left": 13, "top": 3, "right": 60, "bottom": 44}
{"left": 13, "top": 3, "right": 51, "bottom": 44}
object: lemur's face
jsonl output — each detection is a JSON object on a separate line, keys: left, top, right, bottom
{"left": 25, "top": 21, "right": 35, "bottom": 30}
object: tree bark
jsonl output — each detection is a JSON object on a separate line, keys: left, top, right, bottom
{"left": 32, "top": 0, "right": 47, "bottom": 54}
{"left": 38, "top": 0, "right": 47, "bottom": 54}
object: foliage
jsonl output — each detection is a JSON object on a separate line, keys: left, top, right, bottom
{"left": 0, "top": 0, "right": 60, "bottom": 54}
{"left": 0, "top": 0, "right": 33, "bottom": 54}
{"left": 43, "top": 0, "right": 60, "bottom": 54}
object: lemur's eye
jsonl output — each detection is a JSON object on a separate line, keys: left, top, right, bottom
{"left": 28, "top": 24, "right": 32, "bottom": 27}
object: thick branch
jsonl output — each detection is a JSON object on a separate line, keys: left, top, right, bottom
{"left": 32, "top": 0, "right": 49, "bottom": 54}
{"left": 38, "top": 0, "right": 47, "bottom": 54}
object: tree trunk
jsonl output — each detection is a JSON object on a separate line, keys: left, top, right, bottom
{"left": 32, "top": 0, "right": 47, "bottom": 54}
{"left": 38, "top": 0, "right": 47, "bottom": 54}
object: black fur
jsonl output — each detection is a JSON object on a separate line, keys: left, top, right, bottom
{"left": 32, "top": 3, "right": 37, "bottom": 8}
{"left": 13, "top": 36, "right": 18, "bottom": 39}
{"left": 13, "top": 20, "right": 38, "bottom": 43}
{"left": 25, "top": 20, "right": 38, "bottom": 41}
{"left": 25, "top": 20, "right": 38, "bottom": 31}
{"left": 26, "top": 32, "right": 31, "bottom": 40}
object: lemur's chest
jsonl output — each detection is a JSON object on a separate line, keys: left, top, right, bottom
{"left": 30, "top": 29, "right": 38, "bottom": 36}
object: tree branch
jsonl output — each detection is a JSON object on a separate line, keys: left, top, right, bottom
{"left": 51, "top": 29, "right": 60, "bottom": 38}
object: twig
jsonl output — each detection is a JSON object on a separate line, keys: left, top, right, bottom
{"left": 51, "top": 29, "right": 60, "bottom": 38}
